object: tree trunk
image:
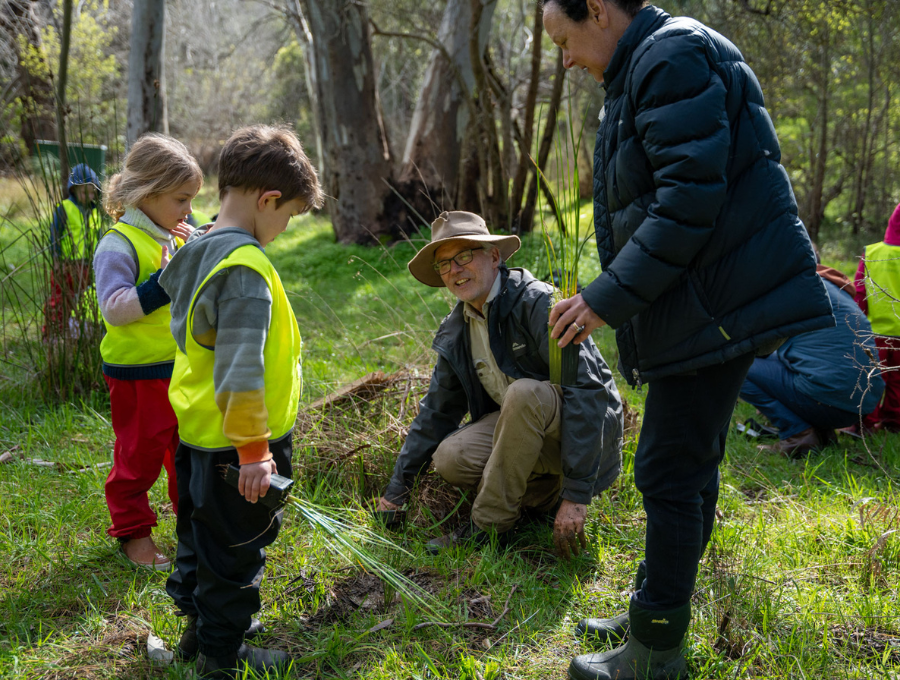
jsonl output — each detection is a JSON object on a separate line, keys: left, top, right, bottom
{"left": 1, "top": 0, "right": 56, "bottom": 155}
{"left": 803, "top": 29, "right": 829, "bottom": 243}
{"left": 468, "top": 0, "right": 506, "bottom": 231}
{"left": 510, "top": 0, "right": 545, "bottom": 234}
{"left": 521, "top": 52, "right": 566, "bottom": 234}
{"left": 126, "top": 0, "right": 166, "bottom": 148}
{"left": 55, "top": 0, "right": 72, "bottom": 192}
{"left": 284, "top": 0, "right": 324, "bottom": 175}
{"left": 397, "top": 0, "right": 496, "bottom": 217}
{"left": 302, "top": 0, "right": 397, "bottom": 244}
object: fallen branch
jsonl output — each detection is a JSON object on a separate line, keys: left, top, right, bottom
{"left": 412, "top": 585, "right": 518, "bottom": 632}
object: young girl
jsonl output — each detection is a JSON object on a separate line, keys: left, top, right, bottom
{"left": 95, "top": 134, "right": 202, "bottom": 569}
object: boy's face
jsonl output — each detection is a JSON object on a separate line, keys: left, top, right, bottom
{"left": 256, "top": 195, "right": 307, "bottom": 247}
{"left": 140, "top": 180, "right": 201, "bottom": 232}
{"left": 72, "top": 184, "right": 97, "bottom": 205}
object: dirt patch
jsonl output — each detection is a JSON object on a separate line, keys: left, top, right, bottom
{"left": 830, "top": 623, "right": 900, "bottom": 662}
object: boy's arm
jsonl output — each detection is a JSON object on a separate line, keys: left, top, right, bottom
{"left": 94, "top": 232, "right": 168, "bottom": 326}
{"left": 201, "top": 266, "right": 274, "bottom": 464}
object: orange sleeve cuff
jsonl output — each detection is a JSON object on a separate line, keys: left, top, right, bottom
{"left": 236, "top": 440, "right": 273, "bottom": 465}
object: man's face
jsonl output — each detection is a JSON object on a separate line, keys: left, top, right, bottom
{"left": 435, "top": 241, "right": 500, "bottom": 308}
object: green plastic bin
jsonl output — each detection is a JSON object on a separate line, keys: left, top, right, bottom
{"left": 35, "top": 140, "right": 107, "bottom": 178}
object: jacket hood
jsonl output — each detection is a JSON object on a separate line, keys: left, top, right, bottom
{"left": 68, "top": 163, "right": 100, "bottom": 194}
{"left": 884, "top": 202, "right": 900, "bottom": 246}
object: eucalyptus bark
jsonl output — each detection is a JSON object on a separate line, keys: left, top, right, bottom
{"left": 398, "top": 0, "right": 496, "bottom": 213}
{"left": 301, "top": 0, "right": 396, "bottom": 244}
{"left": 126, "top": 0, "right": 166, "bottom": 148}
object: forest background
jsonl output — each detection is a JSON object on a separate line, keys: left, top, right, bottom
{"left": 0, "top": 0, "right": 899, "bottom": 678}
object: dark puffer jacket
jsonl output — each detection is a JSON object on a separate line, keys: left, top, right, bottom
{"left": 384, "top": 266, "right": 623, "bottom": 506}
{"left": 580, "top": 6, "right": 834, "bottom": 387}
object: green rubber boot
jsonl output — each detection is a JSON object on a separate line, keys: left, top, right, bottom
{"left": 568, "top": 599, "right": 690, "bottom": 680}
{"left": 574, "top": 560, "right": 646, "bottom": 644}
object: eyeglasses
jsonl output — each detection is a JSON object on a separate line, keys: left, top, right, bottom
{"left": 433, "top": 247, "right": 486, "bottom": 274}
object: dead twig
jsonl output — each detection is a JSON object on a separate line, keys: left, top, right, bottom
{"left": 412, "top": 585, "right": 518, "bottom": 632}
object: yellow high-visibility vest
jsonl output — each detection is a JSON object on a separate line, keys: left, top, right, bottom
{"left": 864, "top": 241, "right": 900, "bottom": 337}
{"left": 168, "top": 244, "right": 301, "bottom": 450}
{"left": 60, "top": 199, "right": 102, "bottom": 259}
{"left": 99, "top": 223, "right": 183, "bottom": 367}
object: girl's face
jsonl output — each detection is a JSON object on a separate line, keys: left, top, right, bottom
{"left": 138, "top": 180, "right": 200, "bottom": 231}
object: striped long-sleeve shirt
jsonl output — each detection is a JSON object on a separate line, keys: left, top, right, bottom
{"left": 159, "top": 227, "right": 275, "bottom": 463}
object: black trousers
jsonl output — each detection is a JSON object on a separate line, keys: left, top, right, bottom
{"left": 633, "top": 353, "right": 754, "bottom": 611}
{"left": 166, "top": 433, "right": 293, "bottom": 656}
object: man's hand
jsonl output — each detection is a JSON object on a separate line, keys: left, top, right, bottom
{"left": 553, "top": 499, "right": 588, "bottom": 560}
{"left": 238, "top": 459, "right": 277, "bottom": 503}
{"left": 549, "top": 293, "right": 606, "bottom": 348}
{"left": 171, "top": 220, "right": 194, "bottom": 241}
{"left": 375, "top": 496, "right": 401, "bottom": 512}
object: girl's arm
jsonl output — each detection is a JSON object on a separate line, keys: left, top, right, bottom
{"left": 93, "top": 232, "right": 169, "bottom": 326}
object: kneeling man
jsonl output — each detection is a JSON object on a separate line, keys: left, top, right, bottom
{"left": 376, "top": 211, "right": 623, "bottom": 556}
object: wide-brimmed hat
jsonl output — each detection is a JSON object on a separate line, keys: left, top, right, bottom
{"left": 408, "top": 211, "right": 521, "bottom": 287}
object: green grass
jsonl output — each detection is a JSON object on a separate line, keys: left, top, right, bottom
{"left": 0, "top": 208, "right": 898, "bottom": 678}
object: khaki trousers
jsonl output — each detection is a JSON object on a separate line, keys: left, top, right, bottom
{"left": 432, "top": 379, "right": 563, "bottom": 532}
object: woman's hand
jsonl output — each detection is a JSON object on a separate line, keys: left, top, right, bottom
{"left": 549, "top": 293, "right": 606, "bottom": 347}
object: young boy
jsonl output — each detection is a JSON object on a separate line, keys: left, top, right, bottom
{"left": 160, "top": 125, "right": 323, "bottom": 679}
{"left": 45, "top": 162, "right": 103, "bottom": 336}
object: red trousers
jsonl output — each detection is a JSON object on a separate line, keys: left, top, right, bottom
{"left": 864, "top": 336, "right": 900, "bottom": 431}
{"left": 104, "top": 375, "right": 179, "bottom": 539}
{"left": 44, "top": 259, "right": 91, "bottom": 335}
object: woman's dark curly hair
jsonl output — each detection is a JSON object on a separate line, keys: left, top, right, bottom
{"left": 542, "top": 0, "right": 648, "bottom": 22}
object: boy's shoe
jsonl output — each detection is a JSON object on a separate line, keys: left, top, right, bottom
{"left": 425, "top": 521, "right": 511, "bottom": 554}
{"left": 195, "top": 643, "right": 291, "bottom": 679}
{"left": 121, "top": 537, "right": 171, "bottom": 571}
{"left": 175, "top": 615, "right": 266, "bottom": 661}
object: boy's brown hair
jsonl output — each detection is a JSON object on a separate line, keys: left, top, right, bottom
{"left": 218, "top": 125, "right": 324, "bottom": 212}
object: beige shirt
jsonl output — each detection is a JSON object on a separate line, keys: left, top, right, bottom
{"left": 464, "top": 273, "right": 515, "bottom": 406}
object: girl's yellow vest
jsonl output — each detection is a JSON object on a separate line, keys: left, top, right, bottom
{"left": 60, "top": 199, "right": 102, "bottom": 259}
{"left": 168, "top": 244, "right": 301, "bottom": 450}
{"left": 864, "top": 241, "right": 900, "bottom": 337}
{"left": 99, "top": 223, "right": 183, "bottom": 367}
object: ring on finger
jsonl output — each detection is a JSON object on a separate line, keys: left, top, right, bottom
{"left": 574, "top": 323, "right": 586, "bottom": 335}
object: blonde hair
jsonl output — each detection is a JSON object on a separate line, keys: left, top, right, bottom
{"left": 104, "top": 134, "right": 203, "bottom": 220}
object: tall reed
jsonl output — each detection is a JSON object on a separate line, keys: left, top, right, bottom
{"left": 533, "top": 79, "right": 594, "bottom": 385}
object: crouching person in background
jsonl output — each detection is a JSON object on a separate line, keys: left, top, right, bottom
{"left": 375, "top": 211, "right": 624, "bottom": 558}
{"left": 160, "top": 125, "right": 323, "bottom": 679}
{"left": 741, "top": 265, "right": 884, "bottom": 456}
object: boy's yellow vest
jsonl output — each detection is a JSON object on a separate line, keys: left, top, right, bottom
{"left": 864, "top": 241, "right": 900, "bottom": 337}
{"left": 168, "top": 244, "right": 301, "bottom": 450}
{"left": 60, "top": 199, "right": 102, "bottom": 259}
{"left": 99, "top": 223, "right": 184, "bottom": 367}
